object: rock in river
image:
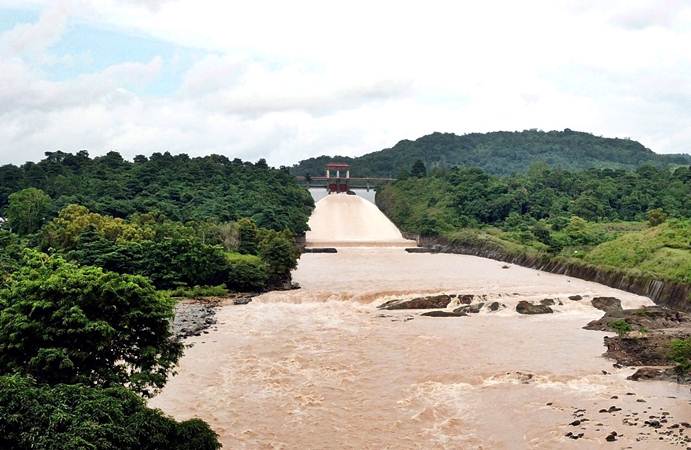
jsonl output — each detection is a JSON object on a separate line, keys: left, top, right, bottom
{"left": 516, "top": 301, "right": 553, "bottom": 315}
{"left": 591, "top": 297, "right": 623, "bottom": 315}
{"left": 421, "top": 310, "right": 467, "bottom": 317}
{"left": 379, "top": 294, "right": 452, "bottom": 310}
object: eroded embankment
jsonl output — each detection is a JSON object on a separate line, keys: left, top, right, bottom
{"left": 408, "top": 235, "right": 690, "bottom": 312}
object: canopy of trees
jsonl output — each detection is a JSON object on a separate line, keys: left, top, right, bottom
{"left": 0, "top": 151, "right": 313, "bottom": 235}
{"left": 0, "top": 375, "right": 220, "bottom": 450}
{"left": 292, "top": 129, "right": 691, "bottom": 177}
{"left": 377, "top": 164, "right": 691, "bottom": 234}
{"left": 0, "top": 250, "right": 182, "bottom": 396}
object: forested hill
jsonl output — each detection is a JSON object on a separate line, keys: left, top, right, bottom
{"left": 0, "top": 151, "right": 314, "bottom": 234}
{"left": 292, "top": 129, "right": 691, "bottom": 177}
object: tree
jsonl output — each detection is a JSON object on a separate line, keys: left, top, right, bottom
{"left": 646, "top": 208, "right": 667, "bottom": 226}
{"left": 0, "top": 375, "right": 221, "bottom": 450}
{"left": 5, "top": 188, "right": 51, "bottom": 235}
{"left": 410, "top": 159, "right": 427, "bottom": 178}
{"left": 237, "top": 218, "right": 259, "bottom": 255}
{"left": 0, "top": 251, "right": 183, "bottom": 397}
{"left": 259, "top": 232, "right": 298, "bottom": 286}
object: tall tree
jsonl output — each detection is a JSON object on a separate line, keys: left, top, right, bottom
{"left": 411, "top": 159, "right": 427, "bottom": 178}
{"left": 5, "top": 188, "right": 51, "bottom": 235}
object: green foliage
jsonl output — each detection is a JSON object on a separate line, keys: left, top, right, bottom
{"left": 410, "top": 159, "right": 427, "bottom": 178}
{"left": 0, "top": 375, "right": 221, "bottom": 450}
{"left": 0, "top": 151, "right": 313, "bottom": 235}
{"left": 292, "top": 129, "right": 691, "bottom": 177}
{"left": 669, "top": 338, "right": 691, "bottom": 374}
{"left": 39, "top": 206, "right": 295, "bottom": 290}
{"left": 225, "top": 253, "right": 268, "bottom": 291}
{"left": 6, "top": 188, "right": 52, "bottom": 235}
{"left": 259, "top": 231, "right": 299, "bottom": 285}
{"left": 585, "top": 220, "right": 691, "bottom": 284}
{"left": 0, "top": 251, "right": 182, "bottom": 397}
{"left": 238, "top": 217, "right": 259, "bottom": 255}
{"left": 0, "top": 230, "right": 24, "bottom": 286}
{"left": 609, "top": 319, "right": 632, "bottom": 337}
{"left": 647, "top": 208, "right": 668, "bottom": 226}
{"left": 377, "top": 163, "right": 689, "bottom": 285}
{"left": 165, "top": 285, "right": 229, "bottom": 298}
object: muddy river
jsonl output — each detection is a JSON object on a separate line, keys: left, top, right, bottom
{"left": 151, "top": 195, "right": 690, "bottom": 449}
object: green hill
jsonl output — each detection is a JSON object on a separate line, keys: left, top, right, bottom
{"left": 292, "top": 129, "right": 691, "bottom": 177}
{"left": 0, "top": 151, "right": 314, "bottom": 234}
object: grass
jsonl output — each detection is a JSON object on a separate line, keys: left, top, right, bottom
{"left": 584, "top": 219, "right": 690, "bottom": 284}
{"left": 164, "top": 285, "right": 229, "bottom": 299}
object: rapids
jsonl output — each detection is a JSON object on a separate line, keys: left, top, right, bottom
{"left": 150, "top": 195, "right": 691, "bottom": 449}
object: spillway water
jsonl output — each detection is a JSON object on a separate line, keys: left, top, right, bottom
{"left": 151, "top": 196, "right": 691, "bottom": 449}
{"left": 306, "top": 194, "right": 416, "bottom": 247}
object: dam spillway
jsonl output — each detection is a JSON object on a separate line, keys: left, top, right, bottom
{"left": 305, "top": 193, "right": 416, "bottom": 247}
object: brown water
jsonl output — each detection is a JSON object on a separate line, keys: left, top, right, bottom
{"left": 151, "top": 248, "right": 691, "bottom": 448}
{"left": 152, "top": 195, "right": 690, "bottom": 448}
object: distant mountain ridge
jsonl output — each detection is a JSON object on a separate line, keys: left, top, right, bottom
{"left": 291, "top": 129, "right": 691, "bottom": 177}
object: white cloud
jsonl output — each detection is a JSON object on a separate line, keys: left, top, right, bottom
{"left": 0, "top": 0, "right": 690, "bottom": 167}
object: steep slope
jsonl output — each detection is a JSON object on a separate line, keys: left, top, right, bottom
{"left": 292, "top": 129, "right": 691, "bottom": 177}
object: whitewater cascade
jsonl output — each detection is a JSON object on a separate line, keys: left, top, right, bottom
{"left": 305, "top": 193, "right": 416, "bottom": 247}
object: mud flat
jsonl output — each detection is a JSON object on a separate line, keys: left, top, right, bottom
{"left": 152, "top": 248, "right": 691, "bottom": 449}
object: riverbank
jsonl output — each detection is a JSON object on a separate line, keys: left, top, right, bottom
{"left": 404, "top": 233, "right": 690, "bottom": 312}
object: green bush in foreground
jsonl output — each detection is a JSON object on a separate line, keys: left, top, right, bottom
{"left": 669, "top": 338, "right": 691, "bottom": 374}
{"left": 0, "top": 251, "right": 182, "bottom": 397}
{"left": 0, "top": 375, "right": 221, "bottom": 450}
{"left": 609, "top": 319, "right": 632, "bottom": 337}
{"left": 226, "top": 253, "right": 268, "bottom": 291}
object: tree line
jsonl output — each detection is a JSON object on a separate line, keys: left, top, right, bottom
{"left": 0, "top": 151, "right": 316, "bottom": 449}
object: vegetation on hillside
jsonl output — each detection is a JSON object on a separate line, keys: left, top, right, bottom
{"left": 292, "top": 129, "right": 691, "bottom": 177}
{"left": 377, "top": 163, "right": 691, "bottom": 285}
{"left": 0, "top": 150, "right": 313, "bottom": 234}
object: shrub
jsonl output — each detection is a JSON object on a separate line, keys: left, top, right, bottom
{"left": 0, "top": 375, "right": 221, "bottom": 450}
{"left": 259, "top": 232, "right": 299, "bottom": 285}
{"left": 609, "top": 319, "right": 632, "bottom": 337}
{"left": 166, "top": 285, "right": 228, "bottom": 299}
{"left": 237, "top": 218, "right": 259, "bottom": 255}
{"left": 669, "top": 338, "right": 691, "bottom": 374}
{"left": 226, "top": 253, "right": 268, "bottom": 291}
{"left": 0, "top": 251, "right": 182, "bottom": 397}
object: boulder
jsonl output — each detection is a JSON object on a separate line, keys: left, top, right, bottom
{"left": 568, "top": 295, "right": 583, "bottom": 301}
{"left": 540, "top": 298, "right": 555, "bottom": 306}
{"left": 379, "top": 294, "right": 452, "bottom": 310}
{"left": 488, "top": 302, "right": 504, "bottom": 312}
{"left": 454, "top": 303, "right": 484, "bottom": 314}
{"left": 591, "top": 297, "right": 623, "bottom": 315}
{"left": 457, "top": 294, "right": 475, "bottom": 305}
{"left": 516, "top": 301, "right": 553, "bottom": 315}
{"left": 627, "top": 367, "right": 665, "bottom": 381}
{"left": 420, "top": 310, "right": 467, "bottom": 317}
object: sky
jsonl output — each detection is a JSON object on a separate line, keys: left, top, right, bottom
{"left": 0, "top": 0, "right": 689, "bottom": 167}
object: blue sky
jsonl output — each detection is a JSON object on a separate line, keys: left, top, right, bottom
{"left": 0, "top": 0, "right": 689, "bottom": 166}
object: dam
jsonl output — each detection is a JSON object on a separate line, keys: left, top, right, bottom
{"left": 151, "top": 192, "right": 691, "bottom": 449}
{"left": 305, "top": 193, "right": 415, "bottom": 248}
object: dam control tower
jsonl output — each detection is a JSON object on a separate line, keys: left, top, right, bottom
{"left": 324, "top": 162, "right": 350, "bottom": 194}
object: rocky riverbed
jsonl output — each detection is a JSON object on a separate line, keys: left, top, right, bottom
{"left": 172, "top": 294, "right": 255, "bottom": 340}
{"left": 377, "top": 292, "right": 691, "bottom": 385}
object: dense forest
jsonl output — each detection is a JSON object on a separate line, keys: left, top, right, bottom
{"left": 0, "top": 150, "right": 313, "bottom": 234}
{"left": 0, "top": 151, "right": 315, "bottom": 449}
{"left": 377, "top": 163, "right": 691, "bottom": 284}
{"left": 292, "top": 129, "right": 691, "bottom": 177}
